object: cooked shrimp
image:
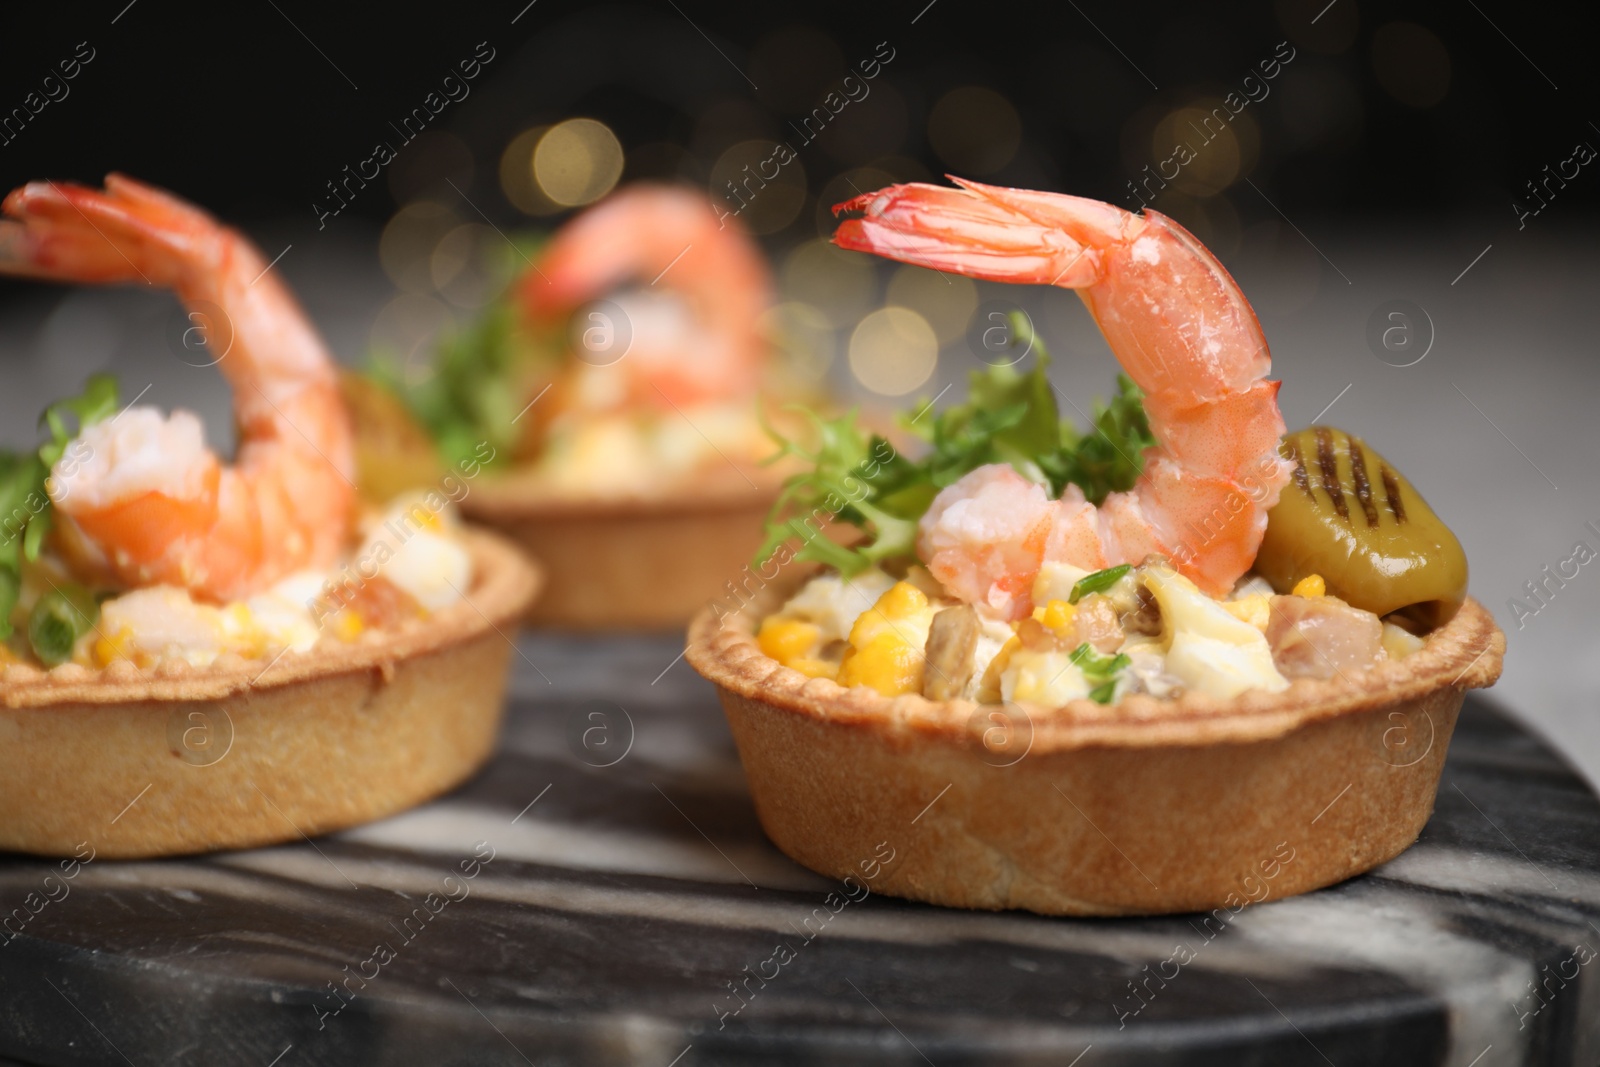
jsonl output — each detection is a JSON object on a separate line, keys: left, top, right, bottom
{"left": 518, "top": 183, "right": 772, "bottom": 409}
{"left": 0, "top": 174, "right": 353, "bottom": 602}
{"left": 917, "top": 465, "right": 1055, "bottom": 619}
{"left": 835, "top": 177, "right": 1291, "bottom": 605}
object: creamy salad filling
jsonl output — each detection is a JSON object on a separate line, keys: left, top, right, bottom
{"left": 759, "top": 558, "right": 1426, "bottom": 705}
{"left": 2, "top": 494, "right": 474, "bottom": 673}
{"left": 527, "top": 395, "right": 773, "bottom": 496}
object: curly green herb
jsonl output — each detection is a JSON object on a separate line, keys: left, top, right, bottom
{"left": 753, "top": 316, "right": 1156, "bottom": 575}
{"left": 367, "top": 237, "right": 555, "bottom": 470}
{"left": 0, "top": 374, "right": 119, "bottom": 639}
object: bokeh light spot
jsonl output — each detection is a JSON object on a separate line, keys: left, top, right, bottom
{"left": 849, "top": 307, "right": 938, "bottom": 396}
{"left": 380, "top": 201, "right": 461, "bottom": 295}
{"left": 1150, "top": 101, "right": 1258, "bottom": 195}
{"left": 500, "top": 126, "right": 558, "bottom": 216}
{"left": 709, "top": 140, "right": 807, "bottom": 235}
{"left": 782, "top": 239, "right": 878, "bottom": 327}
{"left": 534, "top": 118, "right": 625, "bottom": 207}
{"left": 430, "top": 223, "right": 504, "bottom": 308}
{"left": 369, "top": 293, "right": 455, "bottom": 384}
{"left": 760, "top": 301, "right": 836, "bottom": 383}
{"left": 887, "top": 265, "right": 977, "bottom": 344}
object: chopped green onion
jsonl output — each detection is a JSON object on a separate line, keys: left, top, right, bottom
{"left": 1087, "top": 680, "right": 1119, "bottom": 705}
{"left": 1068, "top": 642, "right": 1131, "bottom": 676}
{"left": 0, "top": 567, "right": 19, "bottom": 640}
{"left": 27, "top": 585, "right": 99, "bottom": 666}
{"left": 1069, "top": 641, "right": 1130, "bottom": 705}
{"left": 1069, "top": 563, "right": 1132, "bottom": 604}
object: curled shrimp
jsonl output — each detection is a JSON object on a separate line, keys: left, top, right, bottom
{"left": 0, "top": 175, "right": 353, "bottom": 602}
{"left": 517, "top": 183, "right": 773, "bottom": 409}
{"left": 834, "top": 177, "right": 1291, "bottom": 611}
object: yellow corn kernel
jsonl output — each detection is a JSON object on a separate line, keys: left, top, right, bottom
{"left": 875, "top": 581, "right": 930, "bottom": 621}
{"left": 1222, "top": 593, "right": 1272, "bottom": 632}
{"left": 787, "top": 657, "right": 840, "bottom": 681}
{"left": 847, "top": 582, "right": 930, "bottom": 646}
{"left": 1292, "top": 574, "right": 1326, "bottom": 599}
{"left": 92, "top": 628, "right": 134, "bottom": 668}
{"left": 1032, "top": 598, "right": 1077, "bottom": 635}
{"left": 836, "top": 632, "right": 923, "bottom": 696}
{"left": 218, "top": 603, "right": 259, "bottom": 657}
{"left": 758, "top": 617, "right": 822, "bottom": 666}
{"left": 331, "top": 610, "right": 366, "bottom": 643}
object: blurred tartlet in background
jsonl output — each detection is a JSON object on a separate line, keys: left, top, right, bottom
{"left": 346, "top": 183, "right": 814, "bottom": 629}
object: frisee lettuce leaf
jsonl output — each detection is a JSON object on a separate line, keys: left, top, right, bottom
{"left": 751, "top": 406, "right": 927, "bottom": 576}
{"left": 0, "top": 374, "right": 120, "bottom": 637}
{"left": 753, "top": 316, "right": 1156, "bottom": 574}
{"left": 368, "top": 235, "right": 558, "bottom": 470}
{"left": 902, "top": 315, "right": 1154, "bottom": 502}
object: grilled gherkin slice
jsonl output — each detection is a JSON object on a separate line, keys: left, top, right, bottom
{"left": 1256, "top": 426, "right": 1467, "bottom": 632}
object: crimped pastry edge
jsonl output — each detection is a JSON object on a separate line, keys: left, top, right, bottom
{"left": 685, "top": 570, "right": 1505, "bottom": 752}
{"left": 461, "top": 463, "right": 781, "bottom": 522}
{"left": 461, "top": 469, "right": 780, "bottom": 630}
{"left": 689, "top": 568, "right": 1504, "bottom": 916}
{"left": 0, "top": 528, "right": 541, "bottom": 708}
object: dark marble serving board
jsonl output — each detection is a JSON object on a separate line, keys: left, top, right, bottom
{"left": 1, "top": 634, "right": 1597, "bottom": 1067}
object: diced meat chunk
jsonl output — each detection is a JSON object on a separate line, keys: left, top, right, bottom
{"left": 1073, "top": 594, "right": 1125, "bottom": 654}
{"left": 1265, "top": 595, "right": 1384, "bottom": 680}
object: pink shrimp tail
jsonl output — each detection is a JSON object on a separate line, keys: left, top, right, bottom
{"left": 838, "top": 177, "right": 1292, "bottom": 598}
{"left": 516, "top": 183, "right": 772, "bottom": 406}
{"left": 0, "top": 175, "right": 353, "bottom": 601}
{"left": 833, "top": 178, "right": 1118, "bottom": 288}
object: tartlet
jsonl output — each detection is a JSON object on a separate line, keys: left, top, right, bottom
{"left": 0, "top": 174, "right": 544, "bottom": 860}
{"left": 684, "top": 175, "right": 1511, "bottom": 916}
{"left": 353, "top": 183, "right": 803, "bottom": 630}
{"left": 0, "top": 529, "right": 539, "bottom": 859}
{"left": 687, "top": 572, "right": 1503, "bottom": 916}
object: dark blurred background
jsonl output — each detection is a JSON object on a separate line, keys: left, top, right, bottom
{"left": 1, "top": 0, "right": 1598, "bottom": 780}
{"left": 4, "top": 0, "right": 1595, "bottom": 229}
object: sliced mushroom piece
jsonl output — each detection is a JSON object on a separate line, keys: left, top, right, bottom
{"left": 923, "top": 604, "right": 981, "bottom": 701}
{"left": 1121, "top": 584, "right": 1162, "bottom": 637}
